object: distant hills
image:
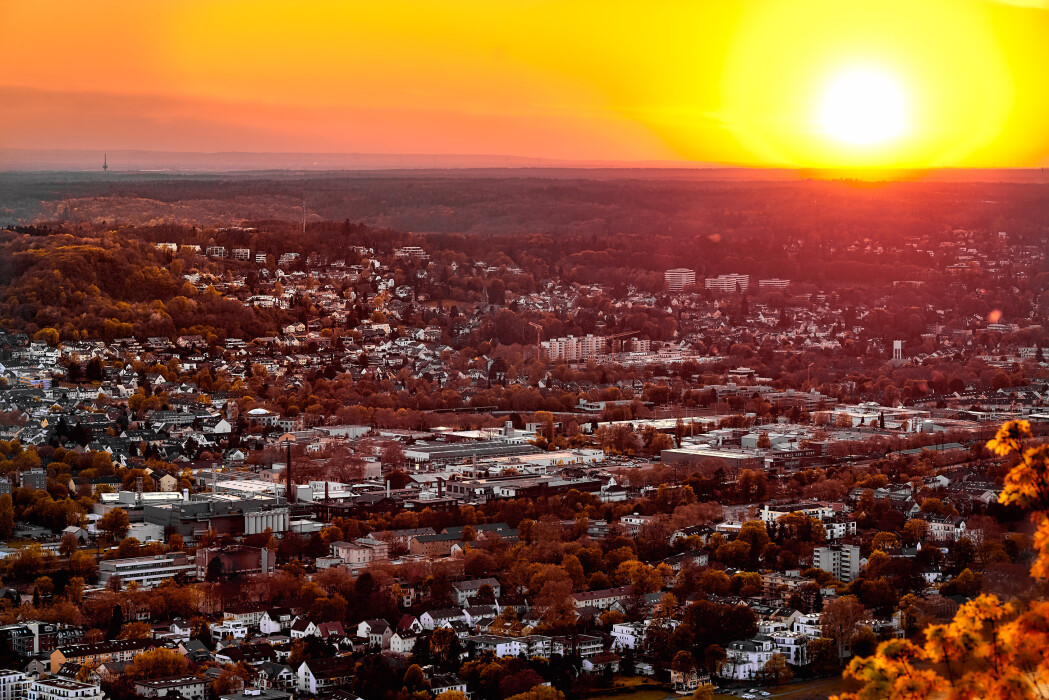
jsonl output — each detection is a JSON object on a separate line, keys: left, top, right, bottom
{"left": 0, "top": 148, "right": 721, "bottom": 173}
{"left": 2, "top": 149, "right": 1047, "bottom": 184}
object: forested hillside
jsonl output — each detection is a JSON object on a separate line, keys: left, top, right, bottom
{"left": 0, "top": 231, "right": 289, "bottom": 340}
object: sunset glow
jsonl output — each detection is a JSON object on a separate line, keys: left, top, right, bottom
{"left": 2, "top": 0, "right": 1049, "bottom": 168}
{"left": 817, "top": 67, "right": 908, "bottom": 148}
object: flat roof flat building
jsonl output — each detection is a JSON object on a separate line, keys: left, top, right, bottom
{"left": 664, "top": 268, "right": 697, "bottom": 292}
{"left": 705, "top": 273, "right": 750, "bottom": 294}
{"left": 98, "top": 553, "right": 196, "bottom": 589}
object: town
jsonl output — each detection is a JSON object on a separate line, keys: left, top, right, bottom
{"left": 0, "top": 186, "right": 1047, "bottom": 700}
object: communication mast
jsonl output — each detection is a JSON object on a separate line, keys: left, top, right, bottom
{"left": 102, "top": 154, "right": 108, "bottom": 172}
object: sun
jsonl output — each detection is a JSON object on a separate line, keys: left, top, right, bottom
{"left": 817, "top": 66, "right": 909, "bottom": 147}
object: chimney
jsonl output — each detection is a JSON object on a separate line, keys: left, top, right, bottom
{"left": 285, "top": 442, "right": 295, "bottom": 504}
{"left": 437, "top": 477, "right": 443, "bottom": 497}
{"left": 324, "top": 481, "right": 329, "bottom": 501}
{"left": 386, "top": 479, "right": 391, "bottom": 499}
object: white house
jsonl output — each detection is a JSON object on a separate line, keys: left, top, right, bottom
{"left": 721, "top": 636, "right": 776, "bottom": 681}
{"left": 419, "top": 608, "right": 465, "bottom": 630}
{"left": 289, "top": 619, "right": 318, "bottom": 639}
{"left": 390, "top": 632, "right": 417, "bottom": 654}
{"left": 296, "top": 658, "right": 354, "bottom": 694}
{"left": 260, "top": 609, "right": 294, "bottom": 634}
{"left": 770, "top": 631, "right": 809, "bottom": 666}
{"left": 611, "top": 622, "right": 646, "bottom": 651}
{"left": 356, "top": 620, "right": 392, "bottom": 649}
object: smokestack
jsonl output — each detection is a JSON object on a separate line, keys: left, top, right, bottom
{"left": 387, "top": 479, "right": 391, "bottom": 499}
{"left": 325, "top": 481, "right": 329, "bottom": 501}
{"left": 286, "top": 442, "right": 295, "bottom": 504}
{"left": 437, "top": 477, "right": 443, "bottom": 497}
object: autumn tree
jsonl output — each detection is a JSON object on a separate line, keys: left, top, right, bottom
{"left": 125, "top": 647, "right": 191, "bottom": 680}
{"left": 0, "top": 495, "right": 13, "bottom": 538}
{"left": 821, "top": 595, "right": 866, "bottom": 660}
{"left": 117, "top": 621, "right": 153, "bottom": 640}
{"left": 98, "top": 507, "right": 130, "bottom": 541}
{"left": 761, "top": 653, "right": 794, "bottom": 684}
{"left": 835, "top": 420, "right": 1049, "bottom": 700}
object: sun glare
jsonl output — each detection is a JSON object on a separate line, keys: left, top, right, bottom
{"left": 817, "top": 66, "right": 908, "bottom": 147}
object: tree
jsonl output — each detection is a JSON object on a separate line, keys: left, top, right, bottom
{"left": 761, "top": 653, "right": 794, "bottom": 684}
{"left": 870, "top": 532, "right": 900, "bottom": 552}
{"left": 809, "top": 637, "right": 840, "bottom": 675}
{"left": 124, "top": 647, "right": 191, "bottom": 680}
{"left": 835, "top": 420, "right": 1049, "bottom": 700}
{"left": 821, "top": 595, "right": 866, "bottom": 660}
{"left": 98, "top": 508, "right": 130, "bottom": 541}
{"left": 0, "top": 495, "right": 13, "bottom": 538}
{"left": 428, "top": 627, "right": 461, "bottom": 667}
{"left": 59, "top": 532, "right": 79, "bottom": 557}
{"left": 403, "top": 664, "right": 431, "bottom": 694}
{"left": 673, "top": 650, "right": 697, "bottom": 673}
{"left": 704, "top": 644, "right": 727, "bottom": 675}
{"left": 901, "top": 519, "right": 928, "bottom": 546}
{"left": 212, "top": 663, "right": 253, "bottom": 696}
{"left": 118, "top": 621, "right": 153, "bottom": 640}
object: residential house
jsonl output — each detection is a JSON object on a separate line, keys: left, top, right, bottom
{"left": 260, "top": 609, "right": 295, "bottom": 635}
{"left": 355, "top": 620, "right": 392, "bottom": 649}
{"left": 721, "top": 636, "right": 776, "bottom": 681}
{"left": 297, "top": 657, "right": 354, "bottom": 695}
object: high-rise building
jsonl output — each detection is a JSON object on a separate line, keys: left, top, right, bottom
{"left": 758, "top": 278, "right": 790, "bottom": 290}
{"left": 541, "top": 335, "right": 607, "bottom": 362}
{"left": 704, "top": 273, "right": 750, "bottom": 294}
{"left": 664, "top": 268, "right": 697, "bottom": 292}
{"left": 813, "top": 544, "right": 861, "bottom": 582}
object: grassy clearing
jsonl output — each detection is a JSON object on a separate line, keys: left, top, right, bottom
{"left": 585, "top": 690, "right": 669, "bottom": 700}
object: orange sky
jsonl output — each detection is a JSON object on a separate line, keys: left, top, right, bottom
{"left": 3, "top": 0, "right": 1049, "bottom": 167}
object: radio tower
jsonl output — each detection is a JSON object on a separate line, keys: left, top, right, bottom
{"left": 102, "top": 154, "right": 108, "bottom": 172}
{"left": 301, "top": 195, "right": 306, "bottom": 234}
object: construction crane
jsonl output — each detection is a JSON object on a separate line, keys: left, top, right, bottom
{"left": 604, "top": 330, "right": 638, "bottom": 354}
{"left": 528, "top": 321, "right": 544, "bottom": 359}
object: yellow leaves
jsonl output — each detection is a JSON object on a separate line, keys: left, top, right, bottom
{"left": 838, "top": 638, "right": 942, "bottom": 700}
{"left": 988, "top": 419, "right": 1031, "bottom": 457}
{"left": 1030, "top": 515, "right": 1049, "bottom": 580}
{"left": 846, "top": 421, "right": 1049, "bottom": 700}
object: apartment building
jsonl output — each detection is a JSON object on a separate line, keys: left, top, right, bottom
{"left": 813, "top": 544, "right": 861, "bottom": 583}
{"left": 704, "top": 273, "right": 750, "bottom": 294}
{"left": 51, "top": 639, "right": 158, "bottom": 673}
{"left": 134, "top": 676, "right": 207, "bottom": 700}
{"left": 541, "top": 334, "right": 606, "bottom": 362}
{"left": 664, "top": 268, "right": 696, "bottom": 292}
{"left": 28, "top": 679, "right": 103, "bottom": 700}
